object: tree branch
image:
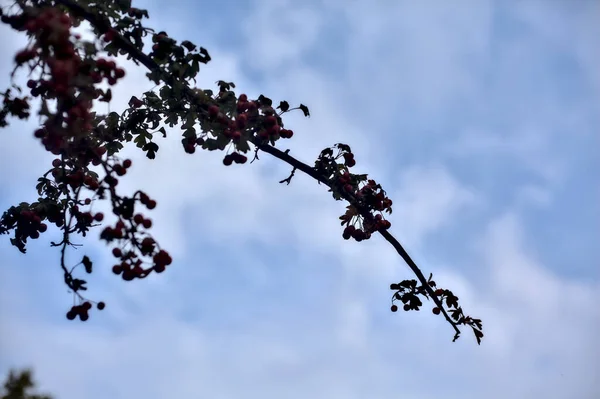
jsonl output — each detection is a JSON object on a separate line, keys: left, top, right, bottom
{"left": 54, "top": 0, "right": 463, "bottom": 339}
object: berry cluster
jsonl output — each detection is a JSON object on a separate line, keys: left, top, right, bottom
{"left": 314, "top": 144, "right": 393, "bottom": 242}
{"left": 0, "top": 208, "right": 48, "bottom": 252}
{"left": 66, "top": 301, "right": 105, "bottom": 321}
{"left": 0, "top": 5, "right": 170, "bottom": 322}
{"left": 99, "top": 189, "right": 171, "bottom": 279}
{"left": 192, "top": 92, "right": 296, "bottom": 165}
{"left": 2, "top": 94, "right": 30, "bottom": 119}
{"left": 389, "top": 279, "right": 483, "bottom": 343}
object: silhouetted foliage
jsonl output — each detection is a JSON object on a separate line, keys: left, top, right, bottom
{"left": 1, "top": 369, "right": 53, "bottom": 399}
{"left": 0, "top": 0, "right": 483, "bottom": 344}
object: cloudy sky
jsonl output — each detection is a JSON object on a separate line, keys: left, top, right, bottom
{"left": 0, "top": 0, "right": 598, "bottom": 398}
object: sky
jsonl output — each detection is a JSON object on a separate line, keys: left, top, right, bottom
{"left": 0, "top": 0, "right": 598, "bottom": 398}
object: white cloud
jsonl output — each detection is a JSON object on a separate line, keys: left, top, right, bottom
{"left": 241, "top": 0, "right": 324, "bottom": 72}
{"left": 388, "top": 164, "right": 480, "bottom": 249}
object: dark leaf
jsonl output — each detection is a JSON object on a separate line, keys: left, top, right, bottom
{"left": 473, "top": 327, "right": 484, "bottom": 345}
{"left": 299, "top": 104, "right": 310, "bottom": 117}
{"left": 181, "top": 40, "right": 197, "bottom": 52}
{"left": 82, "top": 255, "right": 92, "bottom": 273}
{"left": 257, "top": 95, "right": 272, "bottom": 107}
{"left": 277, "top": 101, "right": 290, "bottom": 112}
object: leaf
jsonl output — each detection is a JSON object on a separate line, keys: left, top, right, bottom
{"left": 182, "top": 113, "right": 197, "bottom": 129}
{"left": 181, "top": 40, "right": 197, "bottom": 51}
{"left": 159, "top": 85, "right": 172, "bottom": 100}
{"left": 410, "top": 296, "right": 423, "bottom": 308}
{"left": 143, "top": 142, "right": 159, "bottom": 159}
{"left": 277, "top": 101, "right": 290, "bottom": 112}
{"left": 216, "top": 80, "right": 233, "bottom": 92}
{"left": 299, "top": 104, "right": 310, "bottom": 117}
{"left": 257, "top": 95, "right": 272, "bottom": 107}
{"left": 236, "top": 137, "right": 251, "bottom": 153}
{"left": 399, "top": 279, "right": 417, "bottom": 289}
{"left": 202, "top": 138, "right": 219, "bottom": 151}
{"left": 82, "top": 256, "right": 92, "bottom": 273}
{"left": 182, "top": 128, "right": 196, "bottom": 139}
{"left": 473, "top": 327, "right": 484, "bottom": 345}
{"left": 72, "top": 278, "right": 87, "bottom": 291}
{"left": 134, "top": 134, "right": 147, "bottom": 148}
{"left": 337, "top": 143, "right": 351, "bottom": 153}
{"left": 198, "top": 47, "right": 211, "bottom": 63}
{"left": 446, "top": 295, "right": 459, "bottom": 309}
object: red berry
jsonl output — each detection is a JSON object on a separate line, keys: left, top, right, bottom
{"left": 264, "top": 115, "right": 277, "bottom": 126}
{"left": 208, "top": 105, "right": 219, "bottom": 118}
{"left": 133, "top": 214, "right": 144, "bottom": 224}
{"left": 97, "top": 302, "right": 105, "bottom": 310}
{"left": 391, "top": 305, "right": 398, "bottom": 312}
{"left": 280, "top": 129, "right": 294, "bottom": 139}
{"left": 432, "top": 307, "right": 441, "bottom": 315}
{"left": 105, "top": 29, "right": 117, "bottom": 41}
{"left": 112, "top": 248, "right": 122, "bottom": 258}
{"left": 233, "top": 153, "right": 247, "bottom": 164}
{"left": 122, "top": 271, "right": 135, "bottom": 281}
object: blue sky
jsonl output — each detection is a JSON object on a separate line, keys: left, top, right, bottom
{"left": 0, "top": 0, "right": 598, "bottom": 398}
